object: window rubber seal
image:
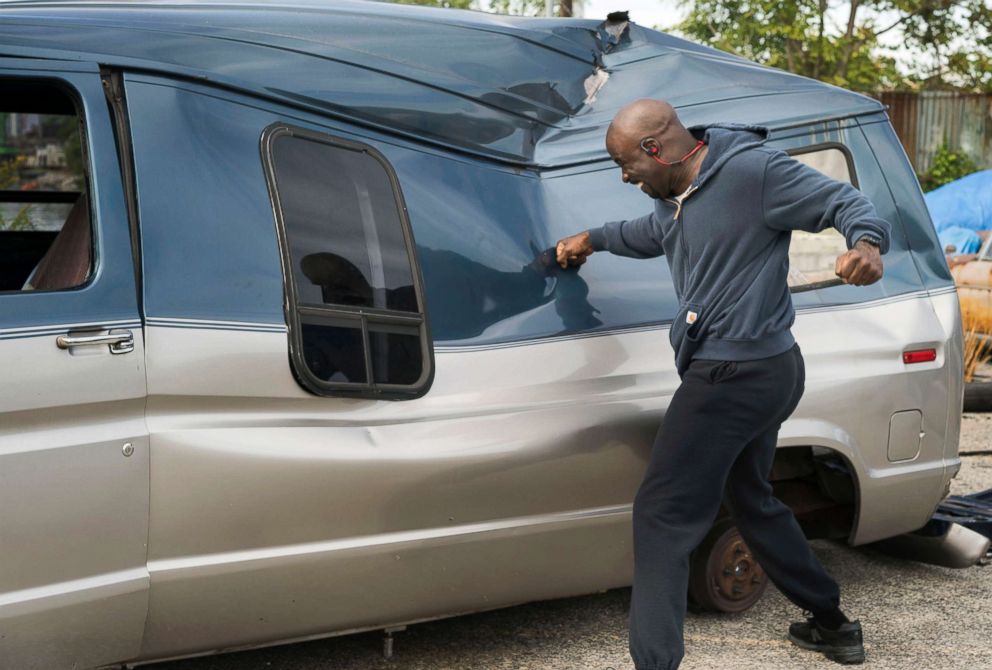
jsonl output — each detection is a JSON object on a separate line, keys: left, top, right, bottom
{"left": 786, "top": 141, "right": 860, "bottom": 190}
{"left": 260, "top": 122, "right": 435, "bottom": 400}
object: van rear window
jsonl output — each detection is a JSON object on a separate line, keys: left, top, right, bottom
{"left": 262, "top": 125, "right": 432, "bottom": 399}
{"left": 786, "top": 144, "right": 857, "bottom": 289}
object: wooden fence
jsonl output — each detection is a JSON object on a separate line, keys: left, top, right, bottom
{"left": 877, "top": 91, "right": 992, "bottom": 175}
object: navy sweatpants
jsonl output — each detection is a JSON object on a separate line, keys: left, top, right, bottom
{"left": 629, "top": 342, "right": 841, "bottom": 670}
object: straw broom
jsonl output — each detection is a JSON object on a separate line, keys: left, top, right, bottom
{"left": 961, "top": 304, "right": 992, "bottom": 383}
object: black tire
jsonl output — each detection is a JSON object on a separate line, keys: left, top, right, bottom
{"left": 964, "top": 380, "right": 992, "bottom": 412}
{"left": 688, "top": 517, "right": 768, "bottom": 613}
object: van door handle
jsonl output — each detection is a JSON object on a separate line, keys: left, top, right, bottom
{"left": 56, "top": 329, "right": 134, "bottom": 355}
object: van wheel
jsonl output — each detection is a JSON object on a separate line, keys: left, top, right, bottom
{"left": 688, "top": 518, "right": 768, "bottom": 613}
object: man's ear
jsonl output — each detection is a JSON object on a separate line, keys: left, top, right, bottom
{"left": 639, "top": 137, "right": 660, "bottom": 156}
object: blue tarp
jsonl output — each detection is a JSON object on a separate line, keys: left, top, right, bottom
{"left": 925, "top": 170, "right": 992, "bottom": 255}
{"left": 938, "top": 225, "right": 981, "bottom": 254}
{"left": 925, "top": 170, "right": 992, "bottom": 233}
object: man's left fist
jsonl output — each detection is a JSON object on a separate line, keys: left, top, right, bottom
{"left": 835, "top": 239, "right": 883, "bottom": 286}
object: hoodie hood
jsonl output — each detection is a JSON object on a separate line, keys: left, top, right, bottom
{"left": 688, "top": 123, "right": 769, "bottom": 189}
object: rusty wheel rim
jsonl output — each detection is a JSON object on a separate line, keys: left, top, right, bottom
{"left": 706, "top": 528, "right": 767, "bottom": 612}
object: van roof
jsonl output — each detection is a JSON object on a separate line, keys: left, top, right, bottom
{"left": 0, "top": 0, "right": 884, "bottom": 167}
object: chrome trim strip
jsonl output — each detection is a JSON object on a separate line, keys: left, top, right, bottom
{"left": 146, "top": 317, "right": 287, "bottom": 333}
{"left": 799, "top": 288, "right": 932, "bottom": 314}
{"left": 148, "top": 504, "right": 632, "bottom": 575}
{"left": 0, "top": 319, "right": 142, "bottom": 341}
{"left": 7, "top": 287, "right": 948, "bottom": 345}
{"left": 0, "top": 567, "right": 147, "bottom": 610}
{"left": 434, "top": 322, "right": 668, "bottom": 353}
{"left": 435, "top": 288, "right": 939, "bottom": 353}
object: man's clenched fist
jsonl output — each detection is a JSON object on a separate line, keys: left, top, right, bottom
{"left": 556, "top": 231, "right": 595, "bottom": 269}
{"left": 835, "top": 239, "right": 883, "bottom": 285}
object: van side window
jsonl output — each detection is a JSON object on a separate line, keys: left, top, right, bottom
{"left": 262, "top": 125, "right": 432, "bottom": 398}
{"left": 0, "top": 81, "right": 91, "bottom": 293}
{"left": 786, "top": 145, "right": 857, "bottom": 289}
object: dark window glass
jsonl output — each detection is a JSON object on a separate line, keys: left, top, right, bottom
{"left": 300, "top": 319, "right": 367, "bottom": 384}
{"left": 370, "top": 326, "right": 422, "bottom": 385}
{"left": 271, "top": 135, "right": 417, "bottom": 313}
{"left": 265, "top": 126, "right": 432, "bottom": 398}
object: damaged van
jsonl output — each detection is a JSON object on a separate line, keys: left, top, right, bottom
{"left": 0, "top": 1, "right": 962, "bottom": 667}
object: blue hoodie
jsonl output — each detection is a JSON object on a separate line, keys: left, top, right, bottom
{"left": 587, "top": 124, "right": 891, "bottom": 376}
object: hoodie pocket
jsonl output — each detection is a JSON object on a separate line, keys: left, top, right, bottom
{"left": 670, "top": 302, "right": 705, "bottom": 345}
{"left": 670, "top": 301, "right": 706, "bottom": 375}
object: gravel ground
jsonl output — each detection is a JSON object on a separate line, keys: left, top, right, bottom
{"left": 155, "top": 418, "right": 992, "bottom": 670}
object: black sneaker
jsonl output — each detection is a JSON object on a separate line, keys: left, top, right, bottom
{"left": 788, "top": 617, "right": 865, "bottom": 664}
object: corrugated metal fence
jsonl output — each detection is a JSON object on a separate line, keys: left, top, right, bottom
{"left": 877, "top": 91, "right": 992, "bottom": 175}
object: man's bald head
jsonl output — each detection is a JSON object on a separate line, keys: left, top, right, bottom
{"left": 606, "top": 99, "right": 684, "bottom": 156}
{"left": 604, "top": 99, "right": 704, "bottom": 199}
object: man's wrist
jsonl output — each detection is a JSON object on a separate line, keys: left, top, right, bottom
{"left": 586, "top": 227, "right": 607, "bottom": 252}
{"left": 855, "top": 234, "right": 881, "bottom": 250}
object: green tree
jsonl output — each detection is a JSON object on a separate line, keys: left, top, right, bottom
{"left": 677, "top": 0, "right": 992, "bottom": 92}
{"left": 920, "top": 142, "right": 980, "bottom": 191}
{"left": 488, "top": 0, "right": 545, "bottom": 15}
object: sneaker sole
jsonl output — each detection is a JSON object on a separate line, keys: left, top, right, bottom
{"left": 788, "top": 633, "right": 865, "bottom": 665}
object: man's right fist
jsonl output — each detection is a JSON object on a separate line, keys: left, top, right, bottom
{"left": 556, "top": 231, "right": 594, "bottom": 269}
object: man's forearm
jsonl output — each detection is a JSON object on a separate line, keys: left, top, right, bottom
{"left": 763, "top": 151, "right": 891, "bottom": 255}
{"left": 587, "top": 213, "right": 665, "bottom": 259}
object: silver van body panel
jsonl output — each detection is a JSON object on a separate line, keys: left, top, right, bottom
{"left": 930, "top": 289, "right": 966, "bottom": 464}
{"left": 0, "top": 331, "right": 150, "bottom": 669}
{"left": 0, "top": 60, "right": 151, "bottom": 669}
{"left": 135, "top": 288, "right": 959, "bottom": 660}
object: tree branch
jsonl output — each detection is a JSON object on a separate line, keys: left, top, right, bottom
{"left": 844, "top": 0, "right": 861, "bottom": 39}
{"left": 815, "top": 0, "right": 827, "bottom": 79}
{"left": 839, "top": 0, "right": 862, "bottom": 78}
{"left": 873, "top": 11, "right": 917, "bottom": 37}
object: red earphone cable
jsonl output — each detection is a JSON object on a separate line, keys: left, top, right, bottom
{"left": 648, "top": 139, "right": 706, "bottom": 166}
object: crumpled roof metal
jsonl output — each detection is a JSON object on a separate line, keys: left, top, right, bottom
{"left": 0, "top": 0, "right": 884, "bottom": 167}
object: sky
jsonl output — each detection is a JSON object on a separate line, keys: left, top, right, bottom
{"left": 476, "top": 0, "right": 686, "bottom": 28}
{"left": 572, "top": 0, "right": 685, "bottom": 28}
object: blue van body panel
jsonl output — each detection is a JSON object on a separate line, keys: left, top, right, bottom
{"left": 0, "top": 0, "right": 883, "bottom": 167}
{"left": 0, "top": 1, "right": 942, "bottom": 342}
{"left": 123, "top": 74, "right": 929, "bottom": 346}
{"left": 124, "top": 74, "right": 676, "bottom": 339}
{"left": 125, "top": 76, "right": 289, "bottom": 329}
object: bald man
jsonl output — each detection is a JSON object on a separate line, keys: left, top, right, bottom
{"left": 556, "top": 99, "right": 888, "bottom": 669}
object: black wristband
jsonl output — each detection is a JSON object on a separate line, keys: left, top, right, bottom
{"left": 856, "top": 234, "right": 881, "bottom": 248}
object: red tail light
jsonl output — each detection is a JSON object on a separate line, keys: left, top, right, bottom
{"left": 903, "top": 349, "right": 937, "bottom": 364}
